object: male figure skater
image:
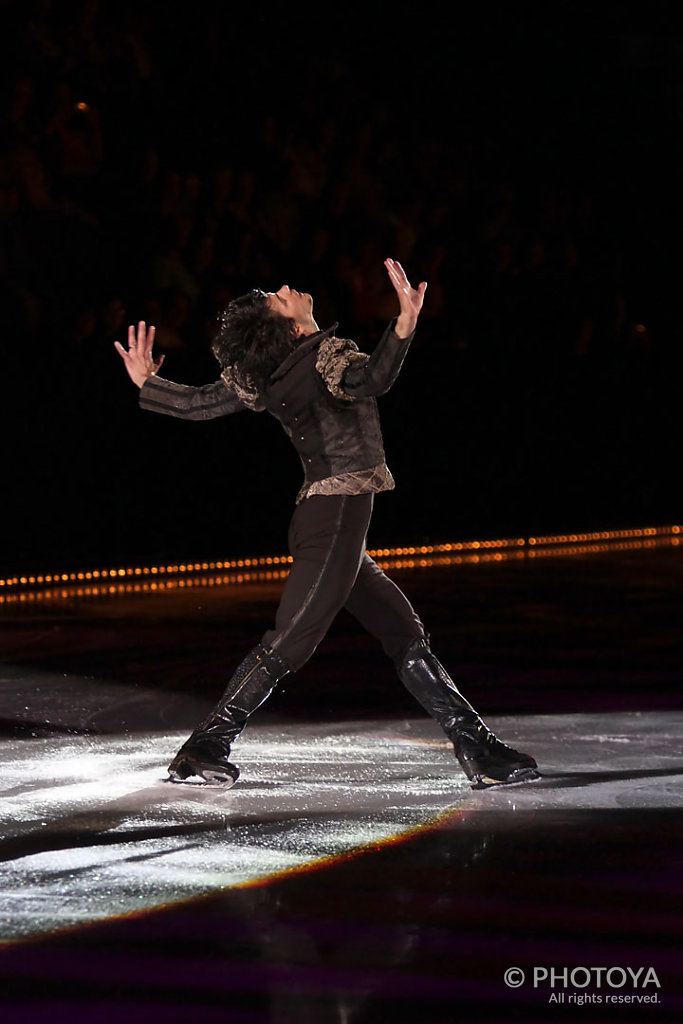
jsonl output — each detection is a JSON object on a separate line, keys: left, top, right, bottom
{"left": 116, "top": 259, "right": 540, "bottom": 789}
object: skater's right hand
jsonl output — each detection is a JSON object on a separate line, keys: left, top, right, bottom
{"left": 115, "top": 321, "right": 165, "bottom": 388}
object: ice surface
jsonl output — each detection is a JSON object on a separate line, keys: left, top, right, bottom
{"left": 1, "top": 670, "right": 682, "bottom": 940}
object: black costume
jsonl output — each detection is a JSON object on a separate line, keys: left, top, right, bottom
{"left": 140, "top": 320, "right": 539, "bottom": 788}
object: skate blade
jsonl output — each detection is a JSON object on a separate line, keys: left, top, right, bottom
{"left": 470, "top": 767, "right": 542, "bottom": 790}
{"left": 167, "top": 759, "right": 239, "bottom": 787}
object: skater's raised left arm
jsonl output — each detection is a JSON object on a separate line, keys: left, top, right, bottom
{"left": 342, "top": 259, "right": 427, "bottom": 398}
{"left": 387, "top": 257, "right": 427, "bottom": 340}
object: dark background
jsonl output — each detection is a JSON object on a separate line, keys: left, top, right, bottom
{"left": 2, "top": 0, "right": 682, "bottom": 575}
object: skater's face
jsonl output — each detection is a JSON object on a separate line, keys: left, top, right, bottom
{"left": 266, "top": 285, "right": 315, "bottom": 336}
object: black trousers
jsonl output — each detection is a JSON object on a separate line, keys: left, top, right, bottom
{"left": 261, "top": 493, "right": 424, "bottom": 671}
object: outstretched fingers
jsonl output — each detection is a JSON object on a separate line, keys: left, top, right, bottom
{"left": 141, "top": 321, "right": 156, "bottom": 360}
{"left": 114, "top": 321, "right": 161, "bottom": 386}
{"left": 385, "top": 257, "right": 425, "bottom": 297}
{"left": 114, "top": 338, "right": 131, "bottom": 364}
{"left": 129, "top": 320, "right": 154, "bottom": 359}
{"left": 384, "top": 257, "right": 408, "bottom": 293}
{"left": 384, "top": 257, "right": 427, "bottom": 313}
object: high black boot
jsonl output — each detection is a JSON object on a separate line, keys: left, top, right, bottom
{"left": 396, "top": 638, "right": 540, "bottom": 788}
{"left": 168, "top": 643, "right": 290, "bottom": 785}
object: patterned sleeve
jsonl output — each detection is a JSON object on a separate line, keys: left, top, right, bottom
{"left": 315, "top": 337, "right": 370, "bottom": 401}
{"left": 139, "top": 376, "right": 246, "bottom": 420}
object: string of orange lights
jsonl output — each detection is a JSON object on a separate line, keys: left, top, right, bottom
{"left": 0, "top": 526, "right": 680, "bottom": 606}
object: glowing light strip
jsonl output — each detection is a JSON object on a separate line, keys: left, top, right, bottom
{"left": 0, "top": 555, "right": 294, "bottom": 590}
{"left": 0, "top": 526, "right": 680, "bottom": 603}
{"left": 526, "top": 526, "right": 679, "bottom": 546}
{"left": 0, "top": 569, "right": 291, "bottom": 606}
{"left": 527, "top": 537, "right": 681, "bottom": 560}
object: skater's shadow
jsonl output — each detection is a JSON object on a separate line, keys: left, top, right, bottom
{"left": 0, "top": 796, "right": 397, "bottom": 865}
{"left": 0, "top": 819, "right": 232, "bottom": 864}
{"left": 535, "top": 765, "right": 683, "bottom": 789}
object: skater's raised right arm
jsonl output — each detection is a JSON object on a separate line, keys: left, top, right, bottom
{"left": 115, "top": 320, "right": 246, "bottom": 421}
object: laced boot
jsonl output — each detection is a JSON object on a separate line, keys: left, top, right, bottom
{"left": 396, "top": 638, "right": 540, "bottom": 788}
{"left": 168, "top": 643, "right": 290, "bottom": 785}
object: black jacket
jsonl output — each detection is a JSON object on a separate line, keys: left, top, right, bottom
{"left": 139, "top": 320, "right": 414, "bottom": 489}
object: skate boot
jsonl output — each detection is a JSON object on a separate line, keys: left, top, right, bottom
{"left": 168, "top": 643, "right": 290, "bottom": 785}
{"left": 448, "top": 716, "right": 539, "bottom": 789}
{"left": 396, "top": 637, "right": 540, "bottom": 789}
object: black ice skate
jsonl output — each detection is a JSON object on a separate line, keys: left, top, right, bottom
{"left": 449, "top": 716, "right": 539, "bottom": 789}
{"left": 168, "top": 643, "right": 290, "bottom": 785}
{"left": 396, "top": 637, "right": 540, "bottom": 789}
{"left": 167, "top": 729, "right": 241, "bottom": 785}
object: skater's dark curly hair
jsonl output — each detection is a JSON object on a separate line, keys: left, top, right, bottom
{"left": 212, "top": 289, "right": 297, "bottom": 390}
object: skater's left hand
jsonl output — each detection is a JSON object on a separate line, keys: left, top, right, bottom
{"left": 384, "top": 258, "right": 427, "bottom": 338}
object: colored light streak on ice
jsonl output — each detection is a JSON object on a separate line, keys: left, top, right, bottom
{"left": 2, "top": 708, "right": 682, "bottom": 942}
{"left": 0, "top": 718, "right": 478, "bottom": 942}
{"left": 0, "top": 803, "right": 472, "bottom": 946}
